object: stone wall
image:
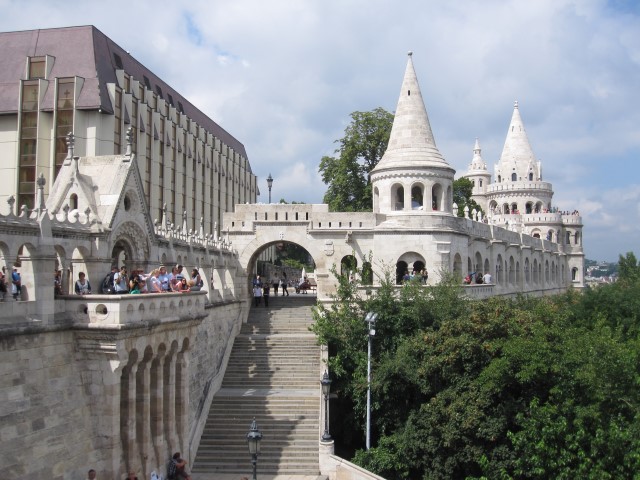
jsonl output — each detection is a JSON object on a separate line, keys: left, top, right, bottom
{"left": 0, "top": 293, "right": 248, "bottom": 480}
{"left": 0, "top": 328, "right": 92, "bottom": 479}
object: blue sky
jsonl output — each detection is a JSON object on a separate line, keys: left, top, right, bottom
{"left": 2, "top": 0, "right": 638, "bottom": 262}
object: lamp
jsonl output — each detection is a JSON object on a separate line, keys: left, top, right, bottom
{"left": 320, "top": 370, "right": 332, "bottom": 442}
{"left": 267, "top": 173, "right": 273, "bottom": 204}
{"left": 364, "top": 311, "right": 378, "bottom": 450}
{"left": 246, "top": 417, "right": 263, "bottom": 480}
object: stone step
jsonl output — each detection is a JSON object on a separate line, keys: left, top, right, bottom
{"left": 194, "top": 298, "right": 320, "bottom": 476}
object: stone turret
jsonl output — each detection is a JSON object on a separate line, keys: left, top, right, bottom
{"left": 464, "top": 138, "right": 491, "bottom": 207}
{"left": 370, "top": 52, "right": 455, "bottom": 214}
{"left": 485, "top": 101, "right": 553, "bottom": 216}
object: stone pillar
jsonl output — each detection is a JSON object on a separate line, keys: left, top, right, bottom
{"left": 123, "top": 361, "right": 140, "bottom": 475}
{"left": 151, "top": 350, "right": 167, "bottom": 469}
{"left": 136, "top": 354, "right": 153, "bottom": 478}
{"left": 19, "top": 252, "right": 56, "bottom": 320}
{"left": 175, "top": 350, "right": 189, "bottom": 458}
{"left": 163, "top": 348, "right": 178, "bottom": 455}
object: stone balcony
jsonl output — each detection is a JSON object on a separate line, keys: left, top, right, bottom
{"left": 64, "top": 291, "right": 209, "bottom": 327}
{"left": 0, "top": 291, "right": 209, "bottom": 332}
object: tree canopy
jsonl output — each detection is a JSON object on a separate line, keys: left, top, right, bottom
{"left": 319, "top": 108, "right": 394, "bottom": 212}
{"left": 311, "top": 263, "right": 640, "bottom": 479}
{"left": 453, "top": 177, "right": 484, "bottom": 218}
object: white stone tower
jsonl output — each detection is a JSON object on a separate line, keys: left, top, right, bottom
{"left": 370, "top": 52, "right": 456, "bottom": 215}
{"left": 465, "top": 138, "right": 491, "bottom": 199}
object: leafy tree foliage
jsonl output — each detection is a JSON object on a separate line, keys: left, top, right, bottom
{"left": 319, "top": 108, "right": 394, "bottom": 212}
{"left": 312, "top": 265, "right": 640, "bottom": 479}
{"left": 617, "top": 251, "right": 640, "bottom": 283}
{"left": 453, "top": 177, "right": 484, "bottom": 218}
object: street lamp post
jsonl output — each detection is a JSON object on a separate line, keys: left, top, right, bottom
{"left": 246, "top": 417, "right": 263, "bottom": 480}
{"left": 365, "top": 311, "right": 378, "bottom": 450}
{"left": 320, "top": 370, "right": 332, "bottom": 442}
{"left": 267, "top": 173, "right": 273, "bottom": 204}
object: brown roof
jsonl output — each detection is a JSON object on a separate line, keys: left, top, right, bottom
{"left": 0, "top": 25, "right": 247, "bottom": 158}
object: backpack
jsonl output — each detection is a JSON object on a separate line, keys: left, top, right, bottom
{"left": 100, "top": 272, "right": 116, "bottom": 294}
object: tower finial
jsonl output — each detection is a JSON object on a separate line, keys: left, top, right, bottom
{"left": 514, "top": 100, "right": 519, "bottom": 109}
{"left": 407, "top": 51, "right": 413, "bottom": 57}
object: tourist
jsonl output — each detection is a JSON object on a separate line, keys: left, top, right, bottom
{"left": 169, "top": 266, "right": 181, "bottom": 291}
{"left": 483, "top": 271, "right": 492, "bottom": 284}
{"left": 87, "top": 469, "right": 96, "bottom": 480}
{"left": 0, "top": 268, "right": 7, "bottom": 301}
{"left": 126, "top": 470, "right": 138, "bottom": 480}
{"left": 263, "top": 283, "right": 270, "bottom": 306}
{"left": 253, "top": 275, "right": 262, "bottom": 287}
{"left": 113, "top": 266, "right": 129, "bottom": 293}
{"left": 54, "top": 269, "right": 63, "bottom": 296}
{"left": 272, "top": 277, "right": 279, "bottom": 296}
{"left": 178, "top": 277, "right": 191, "bottom": 292}
{"left": 75, "top": 272, "right": 92, "bottom": 295}
{"left": 281, "top": 276, "right": 289, "bottom": 296}
{"left": 11, "top": 266, "right": 21, "bottom": 300}
{"left": 176, "top": 264, "right": 184, "bottom": 278}
{"left": 148, "top": 269, "right": 163, "bottom": 293}
{"left": 167, "top": 452, "right": 192, "bottom": 480}
{"left": 253, "top": 284, "right": 262, "bottom": 306}
{"left": 158, "top": 265, "right": 171, "bottom": 292}
{"left": 190, "top": 269, "right": 204, "bottom": 291}
{"left": 421, "top": 269, "right": 429, "bottom": 284}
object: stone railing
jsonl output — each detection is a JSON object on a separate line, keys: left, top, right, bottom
{"left": 62, "top": 291, "right": 208, "bottom": 327}
{"left": 486, "top": 181, "right": 553, "bottom": 194}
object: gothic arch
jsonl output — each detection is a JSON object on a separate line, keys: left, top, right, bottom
{"left": 111, "top": 221, "right": 151, "bottom": 267}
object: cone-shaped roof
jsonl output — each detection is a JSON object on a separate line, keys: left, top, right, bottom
{"left": 372, "top": 52, "right": 450, "bottom": 173}
{"left": 498, "top": 101, "right": 537, "bottom": 170}
{"left": 468, "top": 138, "right": 488, "bottom": 172}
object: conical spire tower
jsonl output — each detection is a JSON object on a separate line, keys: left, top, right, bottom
{"left": 371, "top": 52, "right": 455, "bottom": 215}
{"left": 495, "top": 101, "right": 540, "bottom": 182}
{"left": 372, "top": 52, "right": 450, "bottom": 173}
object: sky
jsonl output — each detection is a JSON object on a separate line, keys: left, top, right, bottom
{"left": 1, "top": 0, "right": 639, "bottom": 262}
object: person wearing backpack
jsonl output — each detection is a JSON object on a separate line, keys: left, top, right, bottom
{"left": 100, "top": 266, "right": 118, "bottom": 294}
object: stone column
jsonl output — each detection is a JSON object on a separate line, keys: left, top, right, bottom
{"left": 150, "top": 350, "right": 167, "bottom": 468}
{"left": 175, "top": 351, "right": 189, "bottom": 458}
{"left": 163, "top": 348, "right": 178, "bottom": 455}
{"left": 123, "top": 360, "right": 140, "bottom": 474}
{"left": 19, "top": 252, "right": 56, "bottom": 319}
{"left": 136, "top": 353, "right": 153, "bottom": 478}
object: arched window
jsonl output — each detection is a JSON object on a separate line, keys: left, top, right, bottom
{"left": 528, "top": 172, "right": 533, "bottom": 181}
{"left": 411, "top": 185, "right": 423, "bottom": 210}
{"left": 393, "top": 184, "right": 404, "bottom": 211}
{"left": 453, "top": 253, "right": 462, "bottom": 279}
{"left": 571, "top": 267, "right": 578, "bottom": 281}
{"left": 70, "top": 193, "right": 78, "bottom": 210}
{"left": 362, "top": 262, "right": 373, "bottom": 285}
{"left": 432, "top": 184, "right": 443, "bottom": 210}
{"left": 566, "top": 231, "right": 571, "bottom": 245}
{"left": 340, "top": 255, "right": 357, "bottom": 278}
{"left": 511, "top": 173, "right": 517, "bottom": 181}
{"left": 526, "top": 202, "right": 533, "bottom": 214}
{"left": 497, "top": 175, "right": 502, "bottom": 183}
{"left": 396, "top": 261, "right": 408, "bottom": 285}
{"left": 575, "top": 232, "right": 580, "bottom": 245}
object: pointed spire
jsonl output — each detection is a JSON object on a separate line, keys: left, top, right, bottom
{"left": 468, "top": 138, "right": 487, "bottom": 171}
{"left": 498, "top": 101, "right": 537, "bottom": 177}
{"left": 372, "top": 52, "right": 449, "bottom": 173}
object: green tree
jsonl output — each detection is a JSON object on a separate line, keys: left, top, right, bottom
{"left": 319, "top": 108, "right": 393, "bottom": 212}
{"left": 617, "top": 251, "right": 640, "bottom": 283}
{"left": 453, "top": 177, "right": 484, "bottom": 218}
{"left": 312, "top": 266, "right": 640, "bottom": 480}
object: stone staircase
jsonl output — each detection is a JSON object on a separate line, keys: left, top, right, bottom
{"left": 193, "top": 295, "right": 322, "bottom": 477}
